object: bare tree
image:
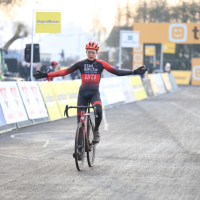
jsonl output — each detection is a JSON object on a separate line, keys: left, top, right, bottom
{"left": 0, "top": 0, "right": 40, "bottom": 50}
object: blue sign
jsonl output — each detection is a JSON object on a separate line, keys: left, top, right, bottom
{"left": 0, "top": 104, "right": 6, "bottom": 126}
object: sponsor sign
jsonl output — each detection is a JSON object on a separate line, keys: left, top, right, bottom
{"left": 148, "top": 74, "right": 160, "bottom": 95}
{"left": 50, "top": 82, "right": 70, "bottom": 118}
{"left": 128, "top": 76, "right": 147, "bottom": 101}
{"left": 0, "top": 82, "right": 28, "bottom": 124}
{"left": 17, "top": 82, "right": 48, "bottom": 119}
{"left": 35, "top": 12, "right": 61, "bottom": 33}
{"left": 153, "top": 74, "right": 167, "bottom": 94}
{"left": 118, "top": 77, "right": 136, "bottom": 103}
{"left": 99, "top": 79, "right": 109, "bottom": 107}
{"left": 171, "top": 70, "right": 191, "bottom": 85}
{"left": 62, "top": 81, "right": 79, "bottom": 116}
{"left": 161, "top": 73, "right": 172, "bottom": 91}
{"left": 168, "top": 73, "right": 179, "bottom": 91}
{"left": 74, "top": 79, "right": 82, "bottom": 91}
{"left": 38, "top": 82, "right": 61, "bottom": 121}
{"left": 142, "top": 78, "right": 154, "bottom": 97}
{"left": 145, "top": 46, "right": 155, "bottom": 56}
{"left": 0, "top": 104, "right": 6, "bottom": 126}
{"left": 133, "top": 23, "right": 200, "bottom": 68}
{"left": 18, "top": 82, "right": 48, "bottom": 119}
{"left": 191, "top": 58, "right": 200, "bottom": 85}
{"left": 163, "top": 43, "right": 176, "bottom": 54}
{"left": 121, "top": 31, "right": 139, "bottom": 48}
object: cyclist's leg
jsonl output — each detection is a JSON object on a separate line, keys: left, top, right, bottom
{"left": 90, "top": 91, "right": 102, "bottom": 132}
{"left": 77, "top": 90, "right": 88, "bottom": 123}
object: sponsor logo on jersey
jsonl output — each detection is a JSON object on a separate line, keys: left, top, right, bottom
{"left": 84, "top": 64, "right": 98, "bottom": 73}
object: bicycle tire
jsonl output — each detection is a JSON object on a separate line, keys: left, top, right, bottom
{"left": 75, "top": 123, "right": 85, "bottom": 171}
{"left": 86, "top": 116, "right": 96, "bottom": 167}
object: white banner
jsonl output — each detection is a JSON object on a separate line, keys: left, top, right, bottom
{"left": 121, "top": 31, "right": 139, "bottom": 48}
{"left": 0, "top": 82, "right": 28, "bottom": 124}
{"left": 153, "top": 74, "right": 167, "bottom": 94}
{"left": 118, "top": 77, "right": 136, "bottom": 103}
{"left": 17, "top": 82, "right": 48, "bottom": 119}
{"left": 111, "top": 77, "right": 126, "bottom": 103}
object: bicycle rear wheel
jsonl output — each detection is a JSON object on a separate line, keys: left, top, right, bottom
{"left": 75, "top": 123, "right": 85, "bottom": 171}
{"left": 86, "top": 117, "right": 96, "bottom": 167}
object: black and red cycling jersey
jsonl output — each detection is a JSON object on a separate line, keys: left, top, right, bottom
{"left": 47, "top": 59, "right": 132, "bottom": 90}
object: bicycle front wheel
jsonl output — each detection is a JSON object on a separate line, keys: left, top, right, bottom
{"left": 86, "top": 117, "right": 96, "bottom": 167}
{"left": 75, "top": 123, "right": 85, "bottom": 171}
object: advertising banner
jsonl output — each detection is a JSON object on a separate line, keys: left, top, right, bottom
{"left": 148, "top": 74, "right": 160, "bottom": 96}
{"left": 38, "top": 82, "right": 62, "bottom": 121}
{"left": 171, "top": 70, "right": 191, "bottom": 85}
{"left": 191, "top": 58, "right": 200, "bottom": 86}
{"left": 100, "top": 78, "right": 116, "bottom": 105}
{"left": 74, "top": 79, "right": 82, "bottom": 91}
{"left": 128, "top": 76, "right": 147, "bottom": 101}
{"left": 17, "top": 82, "right": 48, "bottom": 119}
{"left": 118, "top": 77, "right": 136, "bottom": 103}
{"left": 161, "top": 73, "right": 172, "bottom": 91}
{"left": 99, "top": 79, "right": 109, "bottom": 107}
{"left": 121, "top": 31, "right": 139, "bottom": 48}
{"left": 163, "top": 43, "right": 176, "bottom": 54}
{"left": 35, "top": 12, "right": 61, "bottom": 33}
{"left": 0, "top": 82, "right": 28, "bottom": 124}
{"left": 50, "top": 82, "right": 70, "bottom": 118}
{"left": 168, "top": 73, "right": 179, "bottom": 91}
{"left": 110, "top": 77, "right": 125, "bottom": 103}
{"left": 145, "top": 46, "right": 155, "bottom": 56}
{"left": 0, "top": 105, "right": 6, "bottom": 126}
{"left": 63, "top": 81, "right": 78, "bottom": 116}
{"left": 142, "top": 78, "right": 154, "bottom": 97}
{"left": 153, "top": 74, "right": 167, "bottom": 94}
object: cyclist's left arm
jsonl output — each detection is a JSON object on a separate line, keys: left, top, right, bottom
{"left": 100, "top": 60, "right": 132, "bottom": 76}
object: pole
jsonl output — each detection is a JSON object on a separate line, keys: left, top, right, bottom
{"left": 160, "top": 43, "right": 163, "bottom": 72}
{"left": 119, "top": 30, "right": 122, "bottom": 69}
{"left": 30, "top": 10, "right": 34, "bottom": 81}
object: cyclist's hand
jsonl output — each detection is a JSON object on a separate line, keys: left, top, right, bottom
{"left": 33, "top": 70, "right": 48, "bottom": 79}
{"left": 132, "top": 66, "right": 148, "bottom": 75}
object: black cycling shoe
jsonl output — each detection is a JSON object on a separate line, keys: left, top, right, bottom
{"left": 73, "top": 153, "right": 82, "bottom": 161}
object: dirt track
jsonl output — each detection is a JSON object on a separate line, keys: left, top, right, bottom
{"left": 0, "top": 86, "right": 200, "bottom": 200}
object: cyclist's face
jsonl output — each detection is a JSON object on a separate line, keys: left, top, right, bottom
{"left": 86, "top": 50, "right": 98, "bottom": 61}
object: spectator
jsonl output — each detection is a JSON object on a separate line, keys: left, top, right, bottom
{"left": 2, "top": 63, "right": 8, "bottom": 74}
{"left": 164, "top": 63, "right": 171, "bottom": 73}
{"left": 19, "top": 62, "right": 25, "bottom": 79}
{"left": 40, "top": 62, "right": 47, "bottom": 72}
{"left": 46, "top": 61, "right": 58, "bottom": 81}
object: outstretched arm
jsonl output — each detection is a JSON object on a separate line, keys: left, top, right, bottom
{"left": 100, "top": 60, "right": 147, "bottom": 76}
{"left": 102, "top": 60, "right": 132, "bottom": 76}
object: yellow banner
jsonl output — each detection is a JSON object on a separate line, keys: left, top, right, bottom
{"left": 35, "top": 12, "right": 61, "bottom": 33}
{"left": 191, "top": 58, "right": 200, "bottom": 86}
{"left": 38, "top": 82, "right": 62, "bottom": 121}
{"left": 128, "top": 76, "right": 147, "bottom": 101}
{"left": 148, "top": 74, "right": 159, "bottom": 95}
{"left": 62, "top": 81, "right": 78, "bottom": 116}
{"left": 145, "top": 46, "right": 155, "bottom": 56}
{"left": 50, "top": 82, "right": 70, "bottom": 118}
{"left": 163, "top": 43, "right": 176, "bottom": 54}
{"left": 161, "top": 73, "right": 172, "bottom": 91}
{"left": 171, "top": 70, "right": 191, "bottom": 85}
{"left": 74, "top": 79, "right": 82, "bottom": 90}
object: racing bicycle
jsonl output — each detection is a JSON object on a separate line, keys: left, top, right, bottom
{"left": 64, "top": 103, "right": 98, "bottom": 171}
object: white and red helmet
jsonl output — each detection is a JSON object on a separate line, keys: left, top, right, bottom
{"left": 50, "top": 61, "right": 58, "bottom": 66}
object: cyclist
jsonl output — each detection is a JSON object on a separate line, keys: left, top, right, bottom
{"left": 46, "top": 61, "right": 59, "bottom": 81}
{"left": 33, "top": 41, "right": 147, "bottom": 143}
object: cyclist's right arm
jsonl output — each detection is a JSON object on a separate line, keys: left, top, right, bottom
{"left": 47, "top": 63, "right": 79, "bottom": 78}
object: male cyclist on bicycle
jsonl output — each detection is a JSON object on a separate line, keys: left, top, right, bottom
{"left": 33, "top": 41, "right": 147, "bottom": 143}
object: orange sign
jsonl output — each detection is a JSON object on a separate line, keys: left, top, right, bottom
{"left": 133, "top": 23, "right": 200, "bottom": 67}
{"left": 191, "top": 58, "right": 200, "bottom": 85}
